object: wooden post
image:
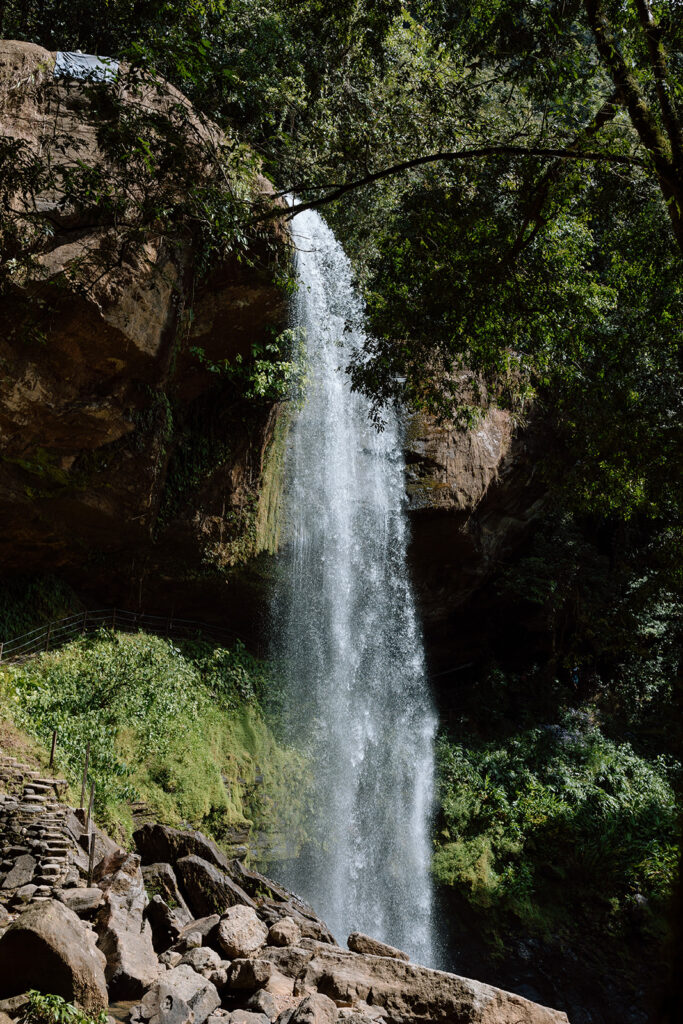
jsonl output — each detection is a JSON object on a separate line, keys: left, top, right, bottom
{"left": 49, "top": 729, "right": 57, "bottom": 770}
{"left": 87, "top": 781, "right": 95, "bottom": 834}
{"left": 83, "top": 609, "right": 88, "bottom": 634}
{"left": 112, "top": 608, "right": 116, "bottom": 632}
{"left": 87, "top": 831, "right": 96, "bottom": 886}
{"left": 45, "top": 622, "right": 52, "bottom": 652}
{"left": 79, "top": 741, "right": 90, "bottom": 809}
{"left": 0, "top": 641, "right": 3, "bottom": 664}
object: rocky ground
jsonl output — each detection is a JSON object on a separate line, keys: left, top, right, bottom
{"left": 0, "top": 748, "right": 568, "bottom": 1024}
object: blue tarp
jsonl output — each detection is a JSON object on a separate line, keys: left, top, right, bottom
{"left": 54, "top": 51, "right": 118, "bottom": 83}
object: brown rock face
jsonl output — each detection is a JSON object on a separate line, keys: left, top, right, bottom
{"left": 405, "top": 409, "right": 545, "bottom": 666}
{"left": 0, "top": 898, "right": 108, "bottom": 1011}
{"left": 0, "top": 40, "right": 289, "bottom": 629}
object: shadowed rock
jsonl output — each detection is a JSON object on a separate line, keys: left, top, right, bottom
{"left": 0, "top": 899, "right": 108, "bottom": 1011}
{"left": 176, "top": 855, "right": 256, "bottom": 918}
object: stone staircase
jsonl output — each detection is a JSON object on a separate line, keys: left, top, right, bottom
{"left": 0, "top": 751, "right": 75, "bottom": 911}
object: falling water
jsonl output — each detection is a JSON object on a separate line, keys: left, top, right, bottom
{"left": 272, "top": 207, "right": 437, "bottom": 965}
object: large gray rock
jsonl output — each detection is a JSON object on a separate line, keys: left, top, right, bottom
{"left": 228, "top": 1013, "right": 270, "bottom": 1024}
{"left": 133, "top": 980, "right": 193, "bottom": 1024}
{"left": 347, "top": 934, "right": 408, "bottom": 962}
{"left": 57, "top": 888, "right": 104, "bottom": 917}
{"left": 95, "top": 851, "right": 159, "bottom": 998}
{"left": 176, "top": 856, "right": 256, "bottom": 918}
{"left": 161, "top": 964, "right": 220, "bottom": 1024}
{"left": 0, "top": 899, "right": 108, "bottom": 1011}
{"left": 246, "top": 990, "right": 297, "bottom": 1021}
{"left": 294, "top": 950, "right": 569, "bottom": 1024}
{"left": 217, "top": 905, "right": 268, "bottom": 959}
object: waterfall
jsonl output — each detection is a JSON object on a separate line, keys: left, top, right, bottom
{"left": 272, "top": 207, "right": 437, "bottom": 965}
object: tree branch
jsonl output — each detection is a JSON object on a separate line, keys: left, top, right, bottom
{"left": 269, "top": 144, "right": 644, "bottom": 220}
{"left": 504, "top": 91, "right": 621, "bottom": 265}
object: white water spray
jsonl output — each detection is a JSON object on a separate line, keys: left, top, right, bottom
{"left": 273, "top": 208, "right": 437, "bottom": 965}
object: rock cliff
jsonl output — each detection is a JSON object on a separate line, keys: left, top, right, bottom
{"left": 405, "top": 408, "right": 545, "bottom": 669}
{"left": 0, "top": 39, "right": 288, "bottom": 633}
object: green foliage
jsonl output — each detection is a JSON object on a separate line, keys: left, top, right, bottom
{"left": 434, "top": 720, "right": 680, "bottom": 938}
{"left": 22, "top": 992, "right": 107, "bottom": 1024}
{"left": 1, "top": 631, "right": 310, "bottom": 851}
{"left": 190, "top": 327, "right": 306, "bottom": 403}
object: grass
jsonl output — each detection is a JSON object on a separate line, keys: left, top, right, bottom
{"left": 0, "top": 631, "right": 311, "bottom": 856}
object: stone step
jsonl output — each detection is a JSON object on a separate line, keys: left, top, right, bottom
{"left": 34, "top": 869, "right": 63, "bottom": 881}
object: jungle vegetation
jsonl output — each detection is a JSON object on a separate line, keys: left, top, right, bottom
{"left": 1, "top": 0, "right": 681, "bottom": 1015}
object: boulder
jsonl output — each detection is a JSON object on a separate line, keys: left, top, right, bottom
{"left": 228, "top": 1013, "right": 270, "bottom": 1024}
{"left": 0, "top": 899, "right": 107, "bottom": 1011}
{"left": 227, "top": 959, "right": 276, "bottom": 991}
{"left": 160, "top": 965, "right": 221, "bottom": 1024}
{"left": 258, "top": 900, "right": 335, "bottom": 946}
{"left": 179, "top": 915, "right": 221, "bottom": 944}
{"left": 160, "top": 951, "right": 184, "bottom": 968}
{"left": 95, "top": 851, "right": 159, "bottom": 998}
{"left": 57, "top": 888, "right": 104, "bottom": 917}
{"left": 142, "top": 863, "right": 193, "bottom": 924}
{"left": 135, "top": 825, "right": 232, "bottom": 873}
{"left": 246, "top": 990, "right": 297, "bottom": 1021}
{"left": 133, "top": 982, "right": 193, "bottom": 1024}
{"left": 347, "top": 934, "right": 408, "bottom": 962}
{"left": 1, "top": 855, "right": 36, "bottom": 890}
{"left": 146, "top": 895, "right": 187, "bottom": 953}
{"left": 0, "top": 906, "right": 10, "bottom": 928}
{"left": 288, "top": 995, "right": 338, "bottom": 1024}
{"left": 176, "top": 856, "right": 256, "bottom": 918}
{"left": 180, "top": 946, "right": 223, "bottom": 977}
{"left": 268, "top": 918, "right": 302, "bottom": 948}
{"left": 13, "top": 884, "right": 36, "bottom": 904}
{"left": 294, "top": 950, "right": 569, "bottom": 1023}
{"left": 0, "top": 1011, "right": 13, "bottom": 1024}
{"left": 217, "top": 906, "right": 268, "bottom": 959}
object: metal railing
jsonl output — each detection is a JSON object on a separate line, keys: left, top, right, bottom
{"left": 0, "top": 608, "right": 256, "bottom": 664}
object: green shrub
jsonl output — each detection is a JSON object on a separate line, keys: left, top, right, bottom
{"left": 434, "top": 716, "right": 680, "bottom": 939}
{"left": 22, "top": 992, "right": 107, "bottom": 1024}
